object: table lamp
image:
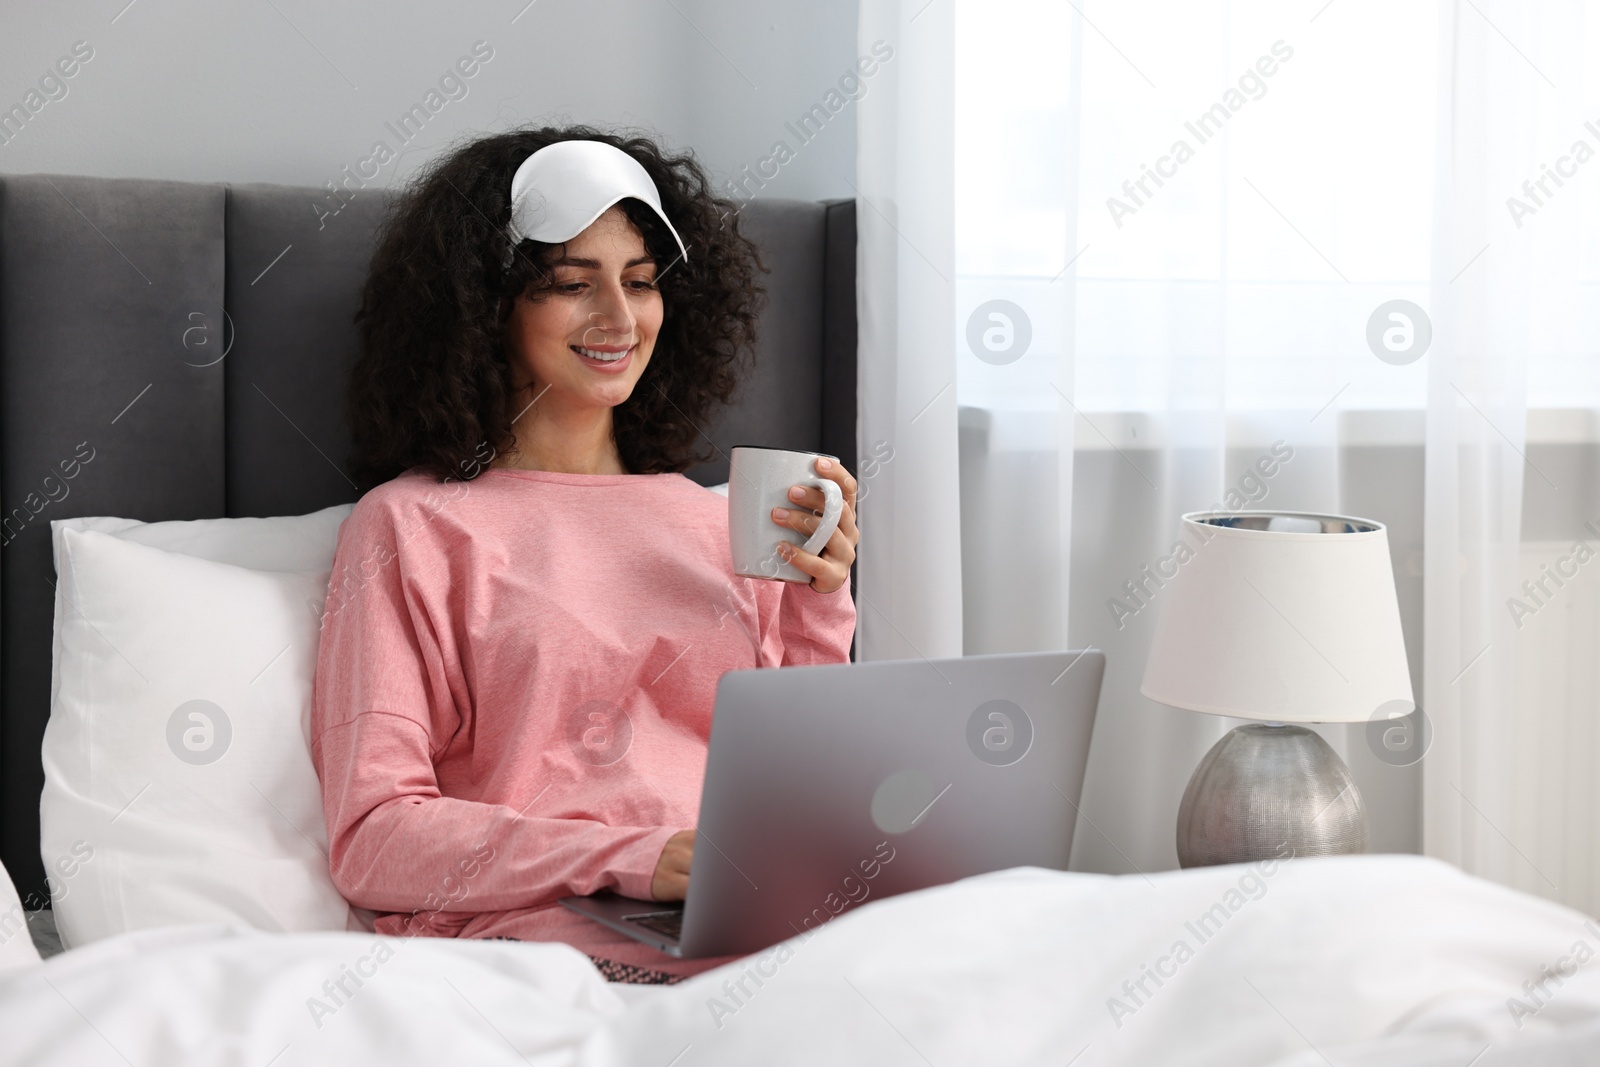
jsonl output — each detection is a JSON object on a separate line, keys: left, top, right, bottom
{"left": 1139, "top": 511, "right": 1414, "bottom": 868}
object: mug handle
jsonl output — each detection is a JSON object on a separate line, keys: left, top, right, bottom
{"left": 797, "top": 475, "right": 844, "bottom": 556}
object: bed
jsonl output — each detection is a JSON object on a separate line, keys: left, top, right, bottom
{"left": 1, "top": 172, "right": 1598, "bottom": 1066}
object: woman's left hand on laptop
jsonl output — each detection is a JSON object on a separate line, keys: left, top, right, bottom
{"left": 651, "top": 829, "right": 696, "bottom": 901}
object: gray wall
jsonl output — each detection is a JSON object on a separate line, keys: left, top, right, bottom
{"left": 0, "top": 0, "right": 860, "bottom": 203}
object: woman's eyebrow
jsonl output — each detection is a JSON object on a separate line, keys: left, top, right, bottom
{"left": 553, "top": 255, "right": 657, "bottom": 269}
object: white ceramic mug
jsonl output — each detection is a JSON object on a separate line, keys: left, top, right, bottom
{"left": 729, "top": 446, "right": 844, "bottom": 582}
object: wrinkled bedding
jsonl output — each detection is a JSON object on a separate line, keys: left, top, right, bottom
{"left": 2, "top": 855, "right": 1597, "bottom": 1066}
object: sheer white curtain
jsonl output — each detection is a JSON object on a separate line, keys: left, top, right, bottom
{"left": 857, "top": 0, "right": 1600, "bottom": 915}
{"left": 854, "top": 0, "right": 962, "bottom": 663}
{"left": 1425, "top": 1, "right": 1600, "bottom": 913}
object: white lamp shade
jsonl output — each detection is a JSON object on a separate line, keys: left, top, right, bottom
{"left": 1139, "top": 511, "right": 1414, "bottom": 724}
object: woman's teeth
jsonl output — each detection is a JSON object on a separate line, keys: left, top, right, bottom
{"left": 576, "top": 346, "right": 629, "bottom": 362}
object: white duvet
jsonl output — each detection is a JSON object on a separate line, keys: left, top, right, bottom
{"left": 2, "top": 855, "right": 1598, "bottom": 1066}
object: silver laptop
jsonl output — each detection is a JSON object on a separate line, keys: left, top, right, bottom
{"left": 560, "top": 648, "right": 1104, "bottom": 958}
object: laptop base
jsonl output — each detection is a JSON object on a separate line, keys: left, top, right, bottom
{"left": 559, "top": 892, "right": 685, "bottom": 957}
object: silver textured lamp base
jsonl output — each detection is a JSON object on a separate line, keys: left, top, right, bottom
{"left": 1176, "top": 723, "right": 1367, "bottom": 868}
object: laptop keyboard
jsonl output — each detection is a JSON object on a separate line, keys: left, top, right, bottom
{"left": 622, "top": 909, "right": 684, "bottom": 941}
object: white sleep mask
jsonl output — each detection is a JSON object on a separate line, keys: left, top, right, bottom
{"left": 504, "top": 139, "right": 689, "bottom": 270}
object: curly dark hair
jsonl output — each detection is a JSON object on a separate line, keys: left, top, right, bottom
{"left": 345, "top": 124, "right": 768, "bottom": 491}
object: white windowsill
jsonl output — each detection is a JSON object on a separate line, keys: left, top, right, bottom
{"left": 957, "top": 406, "right": 1600, "bottom": 452}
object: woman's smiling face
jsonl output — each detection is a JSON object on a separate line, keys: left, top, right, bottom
{"left": 503, "top": 204, "right": 664, "bottom": 413}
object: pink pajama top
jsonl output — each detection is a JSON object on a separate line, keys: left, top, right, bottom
{"left": 308, "top": 467, "right": 855, "bottom": 978}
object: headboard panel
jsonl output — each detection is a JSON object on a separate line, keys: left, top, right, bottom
{"left": 0, "top": 172, "right": 856, "bottom": 902}
{"left": 224, "top": 182, "right": 394, "bottom": 516}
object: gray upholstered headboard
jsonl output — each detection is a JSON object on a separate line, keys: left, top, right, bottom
{"left": 0, "top": 173, "right": 857, "bottom": 903}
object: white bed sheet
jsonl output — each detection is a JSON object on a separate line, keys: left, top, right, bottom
{"left": 0, "top": 855, "right": 1595, "bottom": 1066}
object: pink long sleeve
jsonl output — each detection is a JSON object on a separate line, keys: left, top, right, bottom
{"left": 309, "top": 466, "right": 854, "bottom": 975}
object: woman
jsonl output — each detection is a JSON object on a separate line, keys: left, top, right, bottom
{"left": 309, "top": 125, "right": 860, "bottom": 984}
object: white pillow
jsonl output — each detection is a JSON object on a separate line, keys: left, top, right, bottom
{"left": 0, "top": 858, "right": 42, "bottom": 972}
{"left": 56, "top": 505, "right": 352, "bottom": 571}
{"left": 42, "top": 505, "right": 359, "bottom": 948}
{"left": 708, "top": 482, "right": 729, "bottom": 496}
